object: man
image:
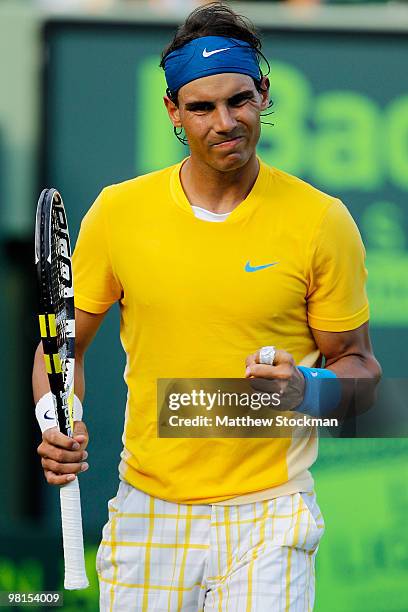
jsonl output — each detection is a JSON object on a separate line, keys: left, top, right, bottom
{"left": 33, "top": 3, "right": 381, "bottom": 610}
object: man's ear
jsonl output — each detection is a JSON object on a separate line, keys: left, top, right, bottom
{"left": 259, "top": 77, "right": 270, "bottom": 111}
{"left": 163, "top": 95, "right": 182, "bottom": 127}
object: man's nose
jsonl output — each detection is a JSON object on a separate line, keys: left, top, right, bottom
{"left": 213, "top": 105, "right": 237, "bottom": 133}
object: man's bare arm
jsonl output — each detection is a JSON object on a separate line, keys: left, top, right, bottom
{"left": 33, "top": 308, "right": 106, "bottom": 402}
{"left": 245, "top": 322, "right": 381, "bottom": 414}
{"left": 33, "top": 308, "right": 107, "bottom": 485}
{"left": 311, "top": 322, "right": 382, "bottom": 415}
{"left": 311, "top": 322, "right": 382, "bottom": 380}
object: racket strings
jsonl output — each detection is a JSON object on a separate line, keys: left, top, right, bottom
{"left": 51, "top": 208, "right": 68, "bottom": 379}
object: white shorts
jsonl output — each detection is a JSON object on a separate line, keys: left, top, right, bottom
{"left": 96, "top": 482, "right": 324, "bottom": 611}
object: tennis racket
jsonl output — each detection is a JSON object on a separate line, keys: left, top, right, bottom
{"left": 35, "top": 188, "right": 89, "bottom": 590}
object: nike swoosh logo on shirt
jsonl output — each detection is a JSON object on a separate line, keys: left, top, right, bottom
{"left": 202, "top": 48, "right": 230, "bottom": 58}
{"left": 245, "top": 261, "right": 279, "bottom": 273}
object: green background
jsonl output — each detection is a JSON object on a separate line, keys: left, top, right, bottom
{"left": 2, "top": 20, "right": 407, "bottom": 611}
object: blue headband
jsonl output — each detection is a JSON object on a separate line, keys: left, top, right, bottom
{"left": 164, "top": 36, "right": 261, "bottom": 94}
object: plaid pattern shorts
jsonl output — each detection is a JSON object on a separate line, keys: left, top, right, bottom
{"left": 96, "top": 482, "right": 324, "bottom": 611}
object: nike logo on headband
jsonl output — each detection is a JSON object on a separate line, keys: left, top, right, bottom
{"left": 202, "top": 47, "right": 231, "bottom": 58}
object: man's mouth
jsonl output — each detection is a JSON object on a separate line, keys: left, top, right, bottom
{"left": 212, "top": 136, "right": 243, "bottom": 148}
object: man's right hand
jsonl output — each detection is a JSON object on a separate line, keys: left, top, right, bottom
{"left": 37, "top": 421, "right": 89, "bottom": 485}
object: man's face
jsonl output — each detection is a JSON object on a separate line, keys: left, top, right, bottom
{"left": 164, "top": 73, "right": 269, "bottom": 172}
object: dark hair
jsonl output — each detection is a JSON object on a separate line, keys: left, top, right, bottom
{"left": 160, "top": 2, "right": 273, "bottom": 143}
{"left": 160, "top": 1, "right": 270, "bottom": 105}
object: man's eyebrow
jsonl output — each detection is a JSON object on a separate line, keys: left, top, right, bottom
{"left": 228, "top": 90, "right": 255, "bottom": 102}
{"left": 184, "top": 99, "right": 215, "bottom": 110}
{"left": 184, "top": 90, "right": 255, "bottom": 110}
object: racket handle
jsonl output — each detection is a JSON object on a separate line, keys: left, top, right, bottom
{"left": 60, "top": 478, "right": 89, "bottom": 590}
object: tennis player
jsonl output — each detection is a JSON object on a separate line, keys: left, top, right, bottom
{"left": 33, "top": 3, "right": 381, "bottom": 610}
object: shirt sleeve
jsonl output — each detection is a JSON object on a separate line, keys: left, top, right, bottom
{"left": 72, "top": 188, "right": 122, "bottom": 314}
{"left": 306, "top": 199, "right": 369, "bottom": 332}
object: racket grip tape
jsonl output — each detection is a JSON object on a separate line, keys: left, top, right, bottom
{"left": 60, "top": 479, "right": 89, "bottom": 590}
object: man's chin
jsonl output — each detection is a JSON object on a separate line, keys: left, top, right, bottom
{"left": 209, "top": 151, "right": 250, "bottom": 173}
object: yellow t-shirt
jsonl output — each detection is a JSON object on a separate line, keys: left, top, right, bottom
{"left": 72, "top": 158, "right": 369, "bottom": 504}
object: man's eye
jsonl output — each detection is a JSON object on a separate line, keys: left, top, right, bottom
{"left": 231, "top": 96, "right": 252, "bottom": 107}
{"left": 190, "top": 104, "right": 212, "bottom": 112}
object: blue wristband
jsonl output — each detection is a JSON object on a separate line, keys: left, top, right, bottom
{"left": 296, "top": 367, "right": 341, "bottom": 417}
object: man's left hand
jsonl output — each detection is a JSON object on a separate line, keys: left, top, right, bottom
{"left": 245, "top": 349, "right": 305, "bottom": 411}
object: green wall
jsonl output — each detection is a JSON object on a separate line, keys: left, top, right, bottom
{"left": 38, "top": 22, "right": 408, "bottom": 609}
{"left": 1, "top": 15, "right": 407, "bottom": 611}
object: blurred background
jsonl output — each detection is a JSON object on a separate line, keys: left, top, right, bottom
{"left": 1, "top": 0, "right": 408, "bottom": 610}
